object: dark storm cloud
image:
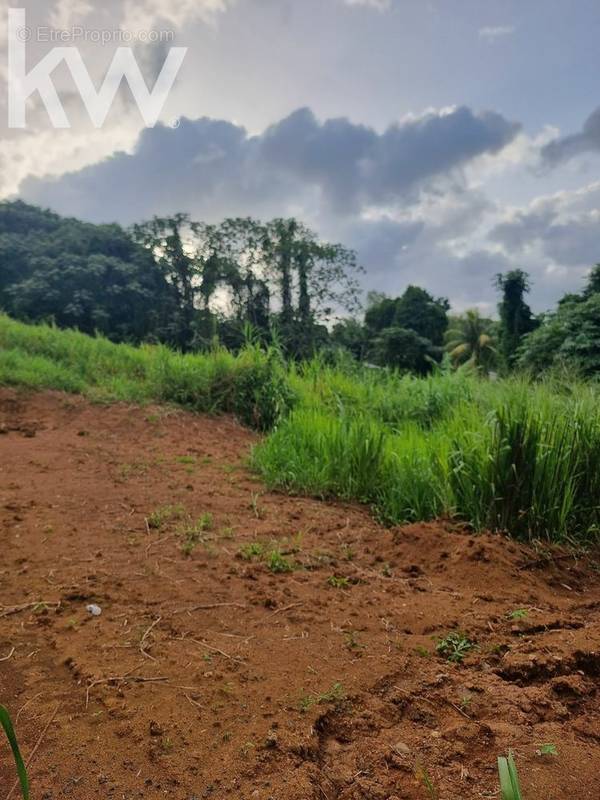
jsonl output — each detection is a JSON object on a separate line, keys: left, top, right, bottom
{"left": 490, "top": 206, "right": 559, "bottom": 251}
{"left": 490, "top": 199, "right": 600, "bottom": 268}
{"left": 21, "top": 105, "right": 520, "bottom": 223}
{"left": 259, "top": 106, "right": 520, "bottom": 211}
{"left": 541, "top": 106, "right": 600, "bottom": 165}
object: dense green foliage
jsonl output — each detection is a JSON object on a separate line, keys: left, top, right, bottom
{"left": 4, "top": 200, "right": 600, "bottom": 378}
{"left": 0, "top": 201, "right": 360, "bottom": 359}
{"left": 360, "top": 286, "right": 448, "bottom": 372}
{"left": 0, "top": 201, "right": 174, "bottom": 343}
{"left": 495, "top": 270, "right": 538, "bottom": 367}
{"left": 3, "top": 315, "right": 600, "bottom": 543}
{"left": 518, "top": 281, "right": 600, "bottom": 376}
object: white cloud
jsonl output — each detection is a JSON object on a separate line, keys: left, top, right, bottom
{"left": 478, "top": 25, "right": 515, "bottom": 42}
{"left": 49, "top": 0, "right": 94, "bottom": 29}
{"left": 121, "top": 0, "right": 234, "bottom": 31}
{"left": 343, "top": 0, "right": 391, "bottom": 9}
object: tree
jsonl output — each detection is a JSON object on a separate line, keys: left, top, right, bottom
{"left": 365, "top": 294, "right": 397, "bottom": 333}
{"left": 330, "top": 318, "right": 367, "bottom": 361}
{"left": 445, "top": 310, "right": 496, "bottom": 372}
{"left": 263, "top": 218, "right": 362, "bottom": 357}
{"left": 583, "top": 263, "right": 600, "bottom": 298}
{"left": 369, "top": 327, "right": 442, "bottom": 374}
{"left": 495, "top": 270, "right": 537, "bottom": 368}
{"left": 131, "top": 214, "right": 201, "bottom": 350}
{"left": 517, "top": 294, "right": 600, "bottom": 376}
{"left": 0, "top": 200, "right": 173, "bottom": 343}
{"left": 393, "top": 286, "right": 449, "bottom": 346}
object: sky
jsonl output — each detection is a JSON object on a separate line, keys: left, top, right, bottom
{"left": 1, "top": 0, "right": 600, "bottom": 314}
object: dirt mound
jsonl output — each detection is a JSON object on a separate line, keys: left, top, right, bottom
{"left": 1, "top": 388, "right": 599, "bottom": 799}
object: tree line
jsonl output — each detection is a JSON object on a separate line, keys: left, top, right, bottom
{"left": 1, "top": 199, "right": 599, "bottom": 376}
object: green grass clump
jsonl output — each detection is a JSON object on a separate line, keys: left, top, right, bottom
{"left": 0, "top": 704, "right": 29, "bottom": 799}
{"left": 147, "top": 504, "right": 185, "bottom": 530}
{"left": 239, "top": 542, "right": 265, "bottom": 561}
{"left": 265, "top": 549, "right": 294, "bottom": 573}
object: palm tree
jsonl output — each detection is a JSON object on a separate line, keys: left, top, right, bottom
{"left": 446, "top": 310, "right": 496, "bottom": 372}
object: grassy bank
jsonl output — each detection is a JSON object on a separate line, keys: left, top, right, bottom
{"left": 2, "top": 314, "right": 600, "bottom": 542}
{"left": 0, "top": 314, "right": 293, "bottom": 431}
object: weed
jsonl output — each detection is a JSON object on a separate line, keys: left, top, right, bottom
{"left": 508, "top": 609, "right": 529, "bottom": 620}
{"left": 239, "top": 542, "right": 265, "bottom": 560}
{"left": 147, "top": 504, "right": 185, "bottom": 530}
{"left": 341, "top": 544, "right": 355, "bottom": 561}
{"left": 0, "top": 704, "right": 29, "bottom": 799}
{"left": 459, "top": 695, "right": 473, "bottom": 711}
{"left": 537, "top": 743, "right": 558, "bottom": 756}
{"left": 344, "top": 631, "right": 364, "bottom": 651}
{"left": 435, "top": 632, "right": 476, "bottom": 664}
{"left": 415, "top": 645, "right": 430, "bottom": 658}
{"left": 415, "top": 764, "right": 438, "bottom": 800}
{"left": 179, "top": 513, "right": 213, "bottom": 555}
{"left": 265, "top": 549, "right": 294, "bottom": 573}
{"left": 328, "top": 575, "right": 350, "bottom": 589}
{"left": 176, "top": 455, "right": 196, "bottom": 465}
{"left": 299, "top": 682, "right": 346, "bottom": 712}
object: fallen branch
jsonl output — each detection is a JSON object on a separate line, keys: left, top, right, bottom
{"left": 174, "top": 602, "right": 247, "bottom": 615}
{"left": 0, "top": 601, "right": 60, "bottom": 619}
{"left": 140, "top": 617, "right": 161, "bottom": 660}
{"left": 0, "top": 647, "right": 15, "bottom": 662}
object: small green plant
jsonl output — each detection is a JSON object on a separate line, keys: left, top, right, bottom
{"left": 537, "top": 742, "right": 557, "bottom": 756}
{"left": 344, "top": 631, "right": 364, "bottom": 651}
{"left": 436, "top": 632, "right": 476, "bottom": 664}
{"left": 415, "top": 764, "right": 438, "bottom": 800}
{"left": 265, "top": 549, "right": 294, "bottom": 573}
{"left": 341, "top": 544, "right": 355, "bottom": 561}
{"left": 498, "top": 751, "right": 523, "bottom": 800}
{"left": 327, "top": 575, "right": 350, "bottom": 589}
{"left": 415, "top": 645, "right": 430, "bottom": 658}
{"left": 239, "top": 541, "right": 265, "bottom": 560}
{"left": 147, "top": 504, "right": 185, "bottom": 530}
{"left": 459, "top": 695, "right": 472, "bottom": 711}
{"left": 317, "top": 682, "right": 346, "bottom": 704}
{"left": 0, "top": 704, "right": 29, "bottom": 800}
{"left": 299, "top": 682, "right": 345, "bottom": 712}
{"left": 179, "top": 512, "right": 213, "bottom": 555}
{"left": 508, "top": 609, "right": 529, "bottom": 620}
{"left": 176, "top": 455, "right": 196, "bottom": 465}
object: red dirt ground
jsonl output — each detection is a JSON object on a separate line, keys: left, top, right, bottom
{"left": 1, "top": 388, "right": 599, "bottom": 800}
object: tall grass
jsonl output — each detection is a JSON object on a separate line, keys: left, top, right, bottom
{"left": 0, "top": 314, "right": 295, "bottom": 431}
{"left": 2, "top": 313, "right": 600, "bottom": 542}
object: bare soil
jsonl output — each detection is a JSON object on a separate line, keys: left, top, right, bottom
{"left": 1, "top": 388, "right": 599, "bottom": 800}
